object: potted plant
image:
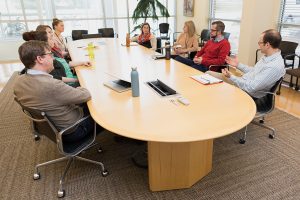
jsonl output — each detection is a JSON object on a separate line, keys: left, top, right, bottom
{"left": 131, "top": 0, "right": 170, "bottom": 33}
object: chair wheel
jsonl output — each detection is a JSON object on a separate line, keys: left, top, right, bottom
{"left": 97, "top": 147, "right": 103, "bottom": 153}
{"left": 33, "top": 173, "right": 40, "bottom": 180}
{"left": 289, "top": 83, "right": 293, "bottom": 87}
{"left": 101, "top": 169, "right": 109, "bottom": 177}
{"left": 57, "top": 189, "right": 65, "bottom": 198}
{"left": 239, "top": 139, "right": 246, "bottom": 144}
{"left": 276, "top": 91, "right": 280, "bottom": 95}
{"left": 295, "top": 86, "right": 299, "bottom": 91}
{"left": 259, "top": 119, "right": 264, "bottom": 124}
{"left": 269, "top": 134, "right": 275, "bottom": 139}
{"left": 34, "top": 135, "right": 40, "bottom": 141}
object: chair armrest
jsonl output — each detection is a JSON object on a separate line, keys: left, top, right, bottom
{"left": 56, "top": 115, "right": 94, "bottom": 154}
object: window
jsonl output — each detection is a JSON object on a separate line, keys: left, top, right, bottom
{"left": 0, "top": 0, "right": 176, "bottom": 41}
{"left": 279, "top": 0, "right": 300, "bottom": 55}
{"left": 209, "top": 0, "right": 243, "bottom": 54}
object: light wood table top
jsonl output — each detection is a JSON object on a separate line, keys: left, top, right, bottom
{"left": 69, "top": 38, "right": 256, "bottom": 143}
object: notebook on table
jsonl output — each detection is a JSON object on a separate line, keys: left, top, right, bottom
{"left": 190, "top": 74, "right": 223, "bottom": 85}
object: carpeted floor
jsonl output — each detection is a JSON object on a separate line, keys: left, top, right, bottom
{"left": 0, "top": 73, "right": 299, "bottom": 200}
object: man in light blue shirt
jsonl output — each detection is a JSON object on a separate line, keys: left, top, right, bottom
{"left": 207, "top": 29, "right": 285, "bottom": 99}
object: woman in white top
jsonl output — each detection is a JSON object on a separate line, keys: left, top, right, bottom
{"left": 52, "top": 18, "right": 69, "bottom": 57}
{"left": 173, "top": 20, "right": 199, "bottom": 58}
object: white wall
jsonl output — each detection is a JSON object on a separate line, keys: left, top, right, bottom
{"left": 238, "top": 0, "right": 282, "bottom": 66}
{"left": 176, "top": 0, "right": 210, "bottom": 35}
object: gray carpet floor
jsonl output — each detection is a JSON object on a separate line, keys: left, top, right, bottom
{"left": 0, "top": 72, "right": 299, "bottom": 200}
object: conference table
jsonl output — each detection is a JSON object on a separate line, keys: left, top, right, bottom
{"left": 68, "top": 38, "right": 256, "bottom": 191}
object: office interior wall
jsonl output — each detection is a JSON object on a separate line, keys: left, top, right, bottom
{"left": 238, "top": 0, "right": 282, "bottom": 66}
{"left": 176, "top": 0, "right": 210, "bottom": 35}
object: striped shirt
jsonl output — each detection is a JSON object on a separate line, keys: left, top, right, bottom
{"left": 230, "top": 51, "right": 285, "bottom": 98}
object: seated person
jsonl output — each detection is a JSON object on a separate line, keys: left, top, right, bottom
{"left": 175, "top": 21, "right": 230, "bottom": 72}
{"left": 36, "top": 25, "right": 66, "bottom": 60}
{"left": 173, "top": 20, "right": 198, "bottom": 58}
{"left": 52, "top": 18, "right": 69, "bottom": 58}
{"left": 14, "top": 40, "right": 102, "bottom": 142}
{"left": 206, "top": 29, "right": 285, "bottom": 100}
{"left": 131, "top": 22, "right": 157, "bottom": 50}
{"left": 22, "top": 31, "right": 91, "bottom": 87}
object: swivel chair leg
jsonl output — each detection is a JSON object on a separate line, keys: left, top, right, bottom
{"left": 58, "top": 158, "right": 74, "bottom": 198}
{"left": 33, "top": 157, "right": 69, "bottom": 180}
{"left": 75, "top": 156, "right": 108, "bottom": 176}
{"left": 239, "top": 126, "right": 247, "bottom": 144}
{"left": 251, "top": 120, "right": 275, "bottom": 139}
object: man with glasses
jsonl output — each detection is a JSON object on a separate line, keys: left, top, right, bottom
{"left": 175, "top": 21, "right": 230, "bottom": 72}
{"left": 207, "top": 29, "right": 285, "bottom": 99}
{"left": 14, "top": 41, "right": 98, "bottom": 143}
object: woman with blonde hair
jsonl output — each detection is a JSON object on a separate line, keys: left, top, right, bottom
{"left": 173, "top": 20, "right": 198, "bottom": 58}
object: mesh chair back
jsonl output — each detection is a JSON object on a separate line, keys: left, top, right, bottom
{"left": 82, "top": 33, "right": 102, "bottom": 39}
{"left": 14, "top": 97, "right": 57, "bottom": 143}
{"left": 223, "top": 32, "right": 230, "bottom": 40}
{"left": 98, "top": 28, "right": 114, "bottom": 38}
{"left": 254, "top": 78, "right": 283, "bottom": 113}
{"left": 72, "top": 30, "right": 88, "bottom": 40}
{"left": 159, "top": 23, "right": 169, "bottom": 34}
{"left": 279, "top": 41, "right": 298, "bottom": 67}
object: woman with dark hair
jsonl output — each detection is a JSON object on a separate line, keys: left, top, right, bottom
{"left": 131, "top": 22, "right": 157, "bottom": 50}
{"left": 36, "top": 25, "right": 65, "bottom": 59}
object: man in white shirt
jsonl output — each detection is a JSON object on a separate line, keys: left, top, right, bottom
{"left": 207, "top": 29, "right": 285, "bottom": 99}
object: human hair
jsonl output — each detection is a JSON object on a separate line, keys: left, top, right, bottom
{"left": 18, "top": 41, "right": 50, "bottom": 69}
{"left": 52, "top": 18, "right": 63, "bottom": 30}
{"left": 212, "top": 21, "right": 225, "bottom": 34}
{"left": 36, "top": 25, "right": 52, "bottom": 32}
{"left": 141, "top": 22, "right": 151, "bottom": 34}
{"left": 262, "top": 29, "right": 282, "bottom": 48}
{"left": 185, "top": 20, "right": 196, "bottom": 37}
{"left": 22, "top": 31, "right": 48, "bottom": 42}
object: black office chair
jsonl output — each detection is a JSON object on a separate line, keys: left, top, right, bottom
{"left": 98, "top": 28, "right": 116, "bottom": 38}
{"left": 285, "top": 54, "right": 300, "bottom": 91}
{"left": 159, "top": 23, "right": 170, "bottom": 40}
{"left": 239, "top": 78, "right": 283, "bottom": 144}
{"left": 223, "top": 32, "right": 230, "bottom": 40}
{"left": 14, "top": 97, "right": 108, "bottom": 198}
{"left": 199, "top": 29, "right": 210, "bottom": 47}
{"left": 276, "top": 41, "right": 299, "bottom": 94}
{"left": 82, "top": 33, "right": 102, "bottom": 39}
{"left": 72, "top": 30, "right": 88, "bottom": 40}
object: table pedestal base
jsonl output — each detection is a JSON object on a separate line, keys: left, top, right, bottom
{"left": 148, "top": 139, "right": 213, "bottom": 191}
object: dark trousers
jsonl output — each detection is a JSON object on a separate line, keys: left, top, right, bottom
{"left": 174, "top": 56, "right": 208, "bottom": 72}
{"left": 62, "top": 104, "right": 104, "bottom": 143}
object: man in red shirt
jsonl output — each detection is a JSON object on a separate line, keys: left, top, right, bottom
{"left": 175, "top": 21, "right": 230, "bottom": 72}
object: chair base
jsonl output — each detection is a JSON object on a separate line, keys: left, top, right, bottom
{"left": 239, "top": 119, "right": 275, "bottom": 144}
{"left": 33, "top": 154, "right": 107, "bottom": 198}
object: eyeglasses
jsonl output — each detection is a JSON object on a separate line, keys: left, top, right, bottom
{"left": 210, "top": 29, "right": 218, "bottom": 32}
{"left": 40, "top": 52, "right": 54, "bottom": 57}
{"left": 257, "top": 41, "right": 265, "bottom": 45}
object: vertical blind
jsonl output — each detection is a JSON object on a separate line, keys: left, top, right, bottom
{"left": 209, "top": 0, "right": 243, "bottom": 54}
{"left": 279, "top": 0, "right": 300, "bottom": 54}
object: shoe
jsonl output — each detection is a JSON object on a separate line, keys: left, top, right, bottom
{"left": 131, "top": 150, "right": 148, "bottom": 169}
